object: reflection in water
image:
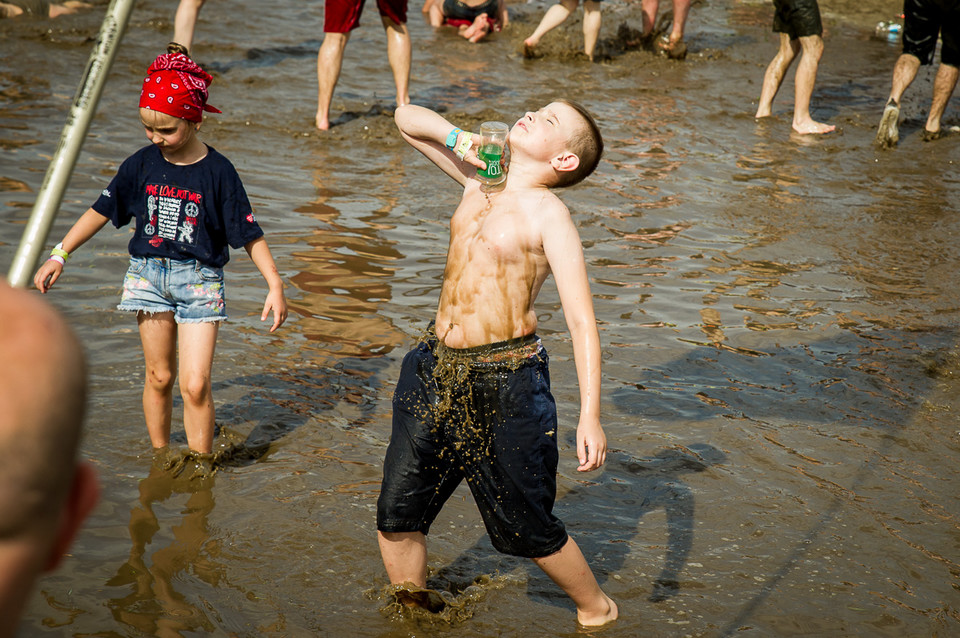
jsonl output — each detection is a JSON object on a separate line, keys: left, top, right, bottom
{"left": 106, "top": 461, "right": 229, "bottom": 635}
{"left": 603, "top": 95, "right": 687, "bottom": 211}
{"left": 284, "top": 167, "right": 409, "bottom": 363}
{"left": 288, "top": 199, "right": 405, "bottom": 359}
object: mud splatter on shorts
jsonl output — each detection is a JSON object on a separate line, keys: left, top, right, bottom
{"left": 377, "top": 327, "right": 568, "bottom": 558}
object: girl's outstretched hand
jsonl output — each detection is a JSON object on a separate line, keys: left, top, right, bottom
{"left": 262, "top": 288, "right": 287, "bottom": 332}
{"left": 34, "top": 259, "right": 64, "bottom": 293}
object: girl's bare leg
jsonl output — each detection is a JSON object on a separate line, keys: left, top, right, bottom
{"left": 177, "top": 321, "right": 219, "bottom": 454}
{"left": 138, "top": 312, "right": 177, "bottom": 450}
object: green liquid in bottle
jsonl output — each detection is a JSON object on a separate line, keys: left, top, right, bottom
{"left": 478, "top": 144, "right": 504, "bottom": 184}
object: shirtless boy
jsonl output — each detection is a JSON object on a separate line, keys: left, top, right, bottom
{"left": 376, "top": 102, "right": 618, "bottom": 626}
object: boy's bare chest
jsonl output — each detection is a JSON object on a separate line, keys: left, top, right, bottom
{"left": 449, "top": 198, "right": 539, "bottom": 262}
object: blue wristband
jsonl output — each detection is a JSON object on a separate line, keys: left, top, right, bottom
{"left": 445, "top": 127, "right": 462, "bottom": 150}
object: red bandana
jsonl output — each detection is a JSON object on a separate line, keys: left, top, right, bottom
{"left": 138, "top": 53, "right": 221, "bottom": 122}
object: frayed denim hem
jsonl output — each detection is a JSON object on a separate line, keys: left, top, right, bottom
{"left": 117, "top": 305, "right": 228, "bottom": 324}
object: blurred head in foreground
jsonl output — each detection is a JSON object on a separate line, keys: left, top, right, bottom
{"left": 0, "top": 280, "right": 99, "bottom": 637}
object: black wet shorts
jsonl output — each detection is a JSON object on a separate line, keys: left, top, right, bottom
{"left": 442, "top": 0, "right": 497, "bottom": 21}
{"left": 376, "top": 332, "right": 569, "bottom": 559}
{"left": 772, "top": 0, "right": 823, "bottom": 39}
{"left": 902, "top": 0, "right": 960, "bottom": 66}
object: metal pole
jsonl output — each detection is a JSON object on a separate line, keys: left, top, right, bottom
{"left": 6, "top": 0, "right": 136, "bottom": 287}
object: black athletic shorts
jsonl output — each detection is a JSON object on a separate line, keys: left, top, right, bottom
{"left": 903, "top": 0, "right": 960, "bottom": 66}
{"left": 773, "top": 0, "right": 823, "bottom": 39}
{"left": 376, "top": 332, "right": 569, "bottom": 559}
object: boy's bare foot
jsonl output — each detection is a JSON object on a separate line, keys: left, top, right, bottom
{"left": 316, "top": 112, "right": 330, "bottom": 131}
{"left": 792, "top": 118, "right": 836, "bottom": 135}
{"left": 578, "top": 594, "right": 618, "bottom": 627}
{"left": 393, "top": 586, "right": 447, "bottom": 613}
{"left": 875, "top": 98, "right": 899, "bottom": 148}
{"left": 921, "top": 128, "right": 942, "bottom": 142}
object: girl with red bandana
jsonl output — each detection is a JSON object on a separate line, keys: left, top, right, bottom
{"left": 34, "top": 45, "right": 288, "bottom": 460}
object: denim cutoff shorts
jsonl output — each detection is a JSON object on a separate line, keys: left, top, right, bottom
{"left": 118, "top": 256, "right": 227, "bottom": 323}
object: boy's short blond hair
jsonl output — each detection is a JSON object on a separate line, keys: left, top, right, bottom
{"left": 554, "top": 100, "right": 603, "bottom": 188}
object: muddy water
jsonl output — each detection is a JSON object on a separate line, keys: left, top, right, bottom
{"left": 3, "top": 0, "right": 960, "bottom": 635}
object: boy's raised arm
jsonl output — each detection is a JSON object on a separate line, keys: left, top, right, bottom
{"left": 394, "top": 104, "right": 484, "bottom": 186}
{"left": 541, "top": 202, "right": 606, "bottom": 472}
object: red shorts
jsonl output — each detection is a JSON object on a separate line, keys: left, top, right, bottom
{"left": 324, "top": 0, "right": 408, "bottom": 33}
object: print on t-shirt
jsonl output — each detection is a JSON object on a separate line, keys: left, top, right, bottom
{"left": 143, "top": 183, "right": 202, "bottom": 248}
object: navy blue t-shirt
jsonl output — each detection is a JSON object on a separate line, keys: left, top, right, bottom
{"left": 92, "top": 144, "right": 264, "bottom": 268}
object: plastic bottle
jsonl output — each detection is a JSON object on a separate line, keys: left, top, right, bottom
{"left": 477, "top": 122, "right": 509, "bottom": 186}
{"left": 875, "top": 21, "right": 902, "bottom": 40}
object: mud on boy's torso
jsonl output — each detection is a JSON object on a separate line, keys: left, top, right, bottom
{"left": 436, "top": 185, "right": 553, "bottom": 348}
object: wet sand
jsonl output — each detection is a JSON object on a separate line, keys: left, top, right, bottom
{"left": 2, "top": 0, "right": 960, "bottom": 635}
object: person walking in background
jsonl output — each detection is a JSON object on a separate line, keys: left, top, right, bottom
{"left": 754, "top": 0, "right": 836, "bottom": 135}
{"left": 522, "top": 0, "right": 602, "bottom": 61}
{"left": 316, "top": 0, "right": 412, "bottom": 130}
{"left": 0, "top": 281, "right": 100, "bottom": 638}
{"left": 875, "top": 0, "right": 959, "bottom": 147}
{"left": 638, "top": 0, "right": 692, "bottom": 60}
